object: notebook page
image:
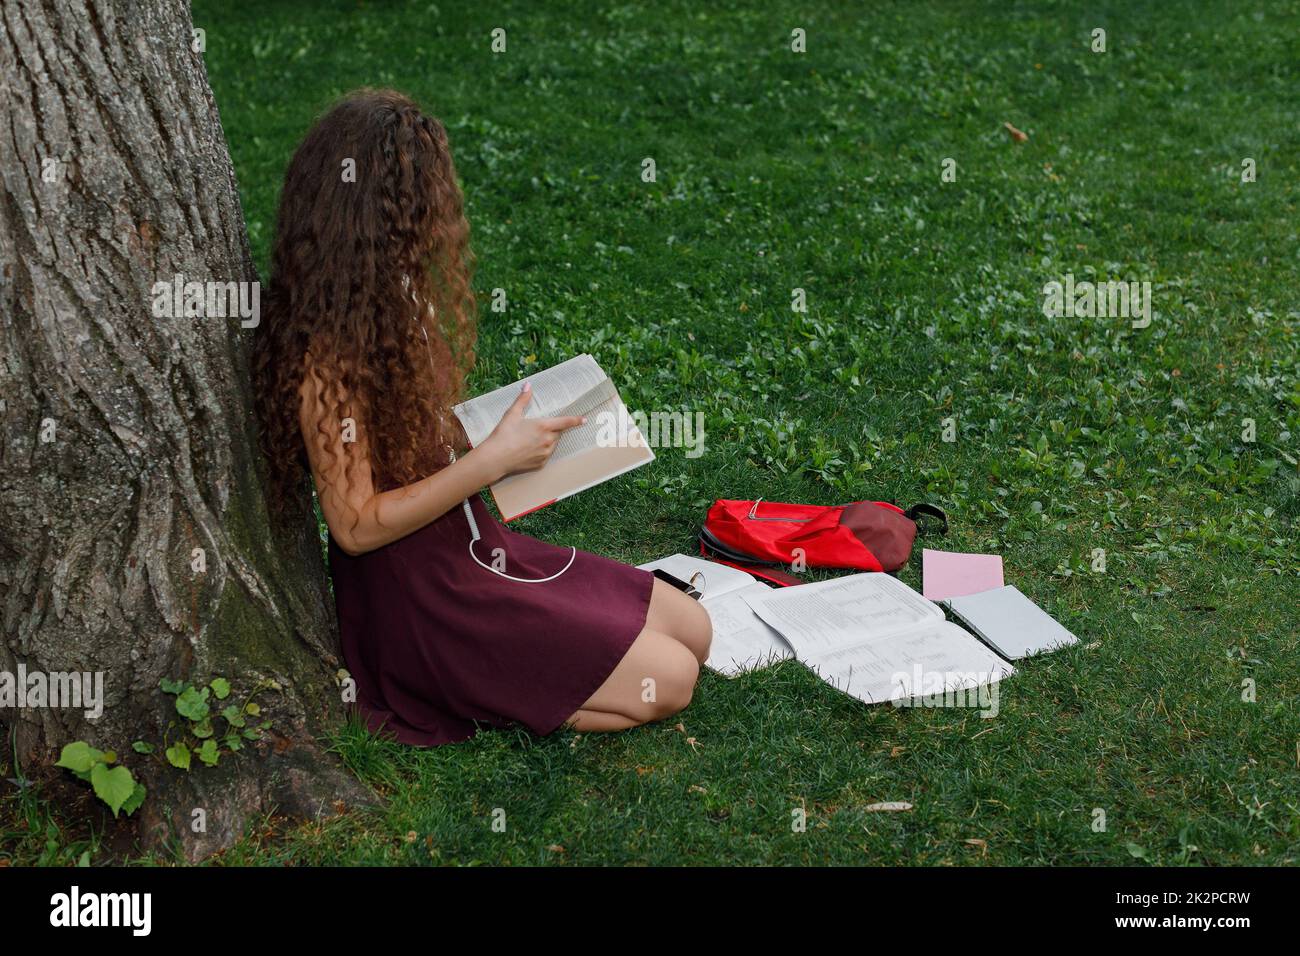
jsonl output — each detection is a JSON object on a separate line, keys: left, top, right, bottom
{"left": 803, "top": 620, "right": 1014, "bottom": 705}
{"left": 637, "top": 554, "right": 757, "bottom": 600}
{"left": 743, "top": 573, "right": 943, "bottom": 656}
{"left": 700, "top": 584, "right": 794, "bottom": 677}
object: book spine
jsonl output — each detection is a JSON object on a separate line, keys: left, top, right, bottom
{"left": 502, "top": 499, "right": 557, "bottom": 523}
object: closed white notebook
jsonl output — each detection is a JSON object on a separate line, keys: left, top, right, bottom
{"left": 945, "top": 585, "right": 1078, "bottom": 660}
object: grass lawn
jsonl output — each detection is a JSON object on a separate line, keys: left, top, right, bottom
{"left": 5, "top": 0, "right": 1298, "bottom": 865}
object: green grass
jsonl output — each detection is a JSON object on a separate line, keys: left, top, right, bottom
{"left": 6, "top": 0, "right": 1298, "bottom": 865}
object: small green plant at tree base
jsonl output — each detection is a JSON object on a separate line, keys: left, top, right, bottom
{"left": 54, "top": 742, "right": 146, "bottom": 819}
{"left": 150, "top": 675, "right": 277, "bottom": 771}
{"left": 55, "top": 676, "right": 276, "bottom": 816}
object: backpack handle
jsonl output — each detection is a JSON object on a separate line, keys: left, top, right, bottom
{"left": 904, "top": 503, "right": 948, "bottom": 535}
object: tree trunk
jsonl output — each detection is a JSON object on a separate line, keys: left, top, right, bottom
{"left": 0, "top": 0, "right": 373, "bottom": 859}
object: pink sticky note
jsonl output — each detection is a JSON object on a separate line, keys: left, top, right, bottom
{"left": 922, "top": 549, "right": 1005, "bottom": 601}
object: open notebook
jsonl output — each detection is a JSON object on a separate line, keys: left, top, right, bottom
{"left": 743, "top": 573, "right": 1015, "bottom": 705}
{"left": 636, "top": 554, "right": 793, "bottom": 676}
{"left": 453, "top": 355, "right": 654, "bottom": 521}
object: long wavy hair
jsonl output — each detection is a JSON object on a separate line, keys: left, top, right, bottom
{"left": 252, "top": 89, "right": 477, "bottom": 527}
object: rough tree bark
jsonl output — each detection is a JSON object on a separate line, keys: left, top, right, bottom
{"left": 0, "top": 0, "right": 373, "bottom": 859}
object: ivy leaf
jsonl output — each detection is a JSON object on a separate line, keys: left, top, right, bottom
{"left": 197, "top": 739, "right": 220, "bottom": 767}
{"left": 209, "top": 678, "right": 231, "bottom": 700}
{"left": 55, "top": 742, "right": 104, "bottom": 774}
{"left": 131, "top": 741, "right": 155, "bottom": 755}
{"left": 120, "top": 782, "right": 147, "bottom": 817}
{"left": 191, "top": 717, "right": 214, "bottom": 739}
{"left": 245, "top": 702, "right": 261, "bottom": 717}
{"left": 175, "top": 686, "right": 210, "bottom": 722}
{"left": 90, "top": 763, "right": 137, "bottom": 817}
{"left": 221, "top": 705, "right": 245, "bottom": 728}
{"left": 165, "top": 742, "right": 192, "bottom": 771}
{"left": 223, "top": 733, "right": 243, "bottom": 752}
{"left": 242, "top": 728, "right": 262, "bottom": 741}
{"left": 159, "top": 677, "right": 185, "bottom": 695}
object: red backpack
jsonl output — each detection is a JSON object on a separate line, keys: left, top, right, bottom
{"left": 699, "top": 498, "right": 947, "bottom": 580}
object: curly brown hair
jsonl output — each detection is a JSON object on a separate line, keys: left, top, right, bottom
{"left": 252, "top": 89, "right": 477, "bottom": 526}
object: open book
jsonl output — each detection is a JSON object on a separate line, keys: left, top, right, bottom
{"left": 453, "top": 355, "right": 654, "bottom": 521}
{"left": 743, "top": 574, "right": 1015, "bottom": 706}
{"left": 637, "top": 554, "right": 793, "bottom": 677}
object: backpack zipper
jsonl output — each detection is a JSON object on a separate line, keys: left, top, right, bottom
{"left": 746, "top": 498, "right": 814, "bottom": 522}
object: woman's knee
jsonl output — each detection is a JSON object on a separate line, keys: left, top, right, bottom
{"left": 678, "top": 596, "right": 712, "bottom": 665}
{"left": 645, "top": 642, "right": 699, "bottom": 719}
{"left": 647, "top": 579, "right": 713, "bottom": 665}
{"left": 581, "top": 628, "right": 700, "bottom": 723}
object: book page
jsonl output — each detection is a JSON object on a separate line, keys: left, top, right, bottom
{"left": 700, "top": 584, "right": 794, "bottom": 677}
{"left": 743, "top": 573, "right": 943, "bottom": 656}
{"left": 803, "top": 620, "right": 1014, "bottom": 705}
{"left": 453, "top": 354, "right": 608, "bottom": 446}
{"left": 548, "top": 380, "right": 624, "bottom": 462}
{"left": 451, "top": 355, "right": 654, "bottom": 520}
{"left": 489, "top": 440, "right": 652, "bottom": 520}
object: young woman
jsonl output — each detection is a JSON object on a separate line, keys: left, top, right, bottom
{"left": 252, "top": 89, "right": 711, "bottom": 747}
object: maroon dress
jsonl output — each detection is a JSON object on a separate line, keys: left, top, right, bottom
{"left": 328, "top": 493, "right": 654, "bottom": 746}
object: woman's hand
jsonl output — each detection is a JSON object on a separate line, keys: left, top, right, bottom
{"left": 477, "top": 383, "right": 585, "bottom": 482}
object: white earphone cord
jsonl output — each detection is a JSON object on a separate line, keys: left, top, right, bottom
{"left": 462, "top": 498, "right": 577, "bottom": 583}
{"left": 414, "top": 309, "right": 574, "bottom": 584}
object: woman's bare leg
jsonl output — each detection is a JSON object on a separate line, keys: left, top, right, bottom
{"left": 565, "top": 627, "right": 699, "bottom": 732}
{"left": 644, "top": 579, "right": 713, "bottom": 664}
{"left": 566, "top": 709, "right": 641, "bottom": 731}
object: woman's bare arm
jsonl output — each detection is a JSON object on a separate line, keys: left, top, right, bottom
{"left": 299, "top": 373, "right": 581, "bottom": 556}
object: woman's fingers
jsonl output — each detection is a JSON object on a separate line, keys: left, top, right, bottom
{"left": 537, "top": 415, "right": 586, "bottom": 433}
{"left": 504, "top": 382, "right": 533, "bottom": 419}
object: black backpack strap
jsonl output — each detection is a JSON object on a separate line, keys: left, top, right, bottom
{"left": 699, "top": 526, "right": 774, "bottom": 565}
{"left": 697, "top": 528, "right": 801, "bottom": 587}
{"left": 904, "top": 503, "right": 948, "bottom": 535}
